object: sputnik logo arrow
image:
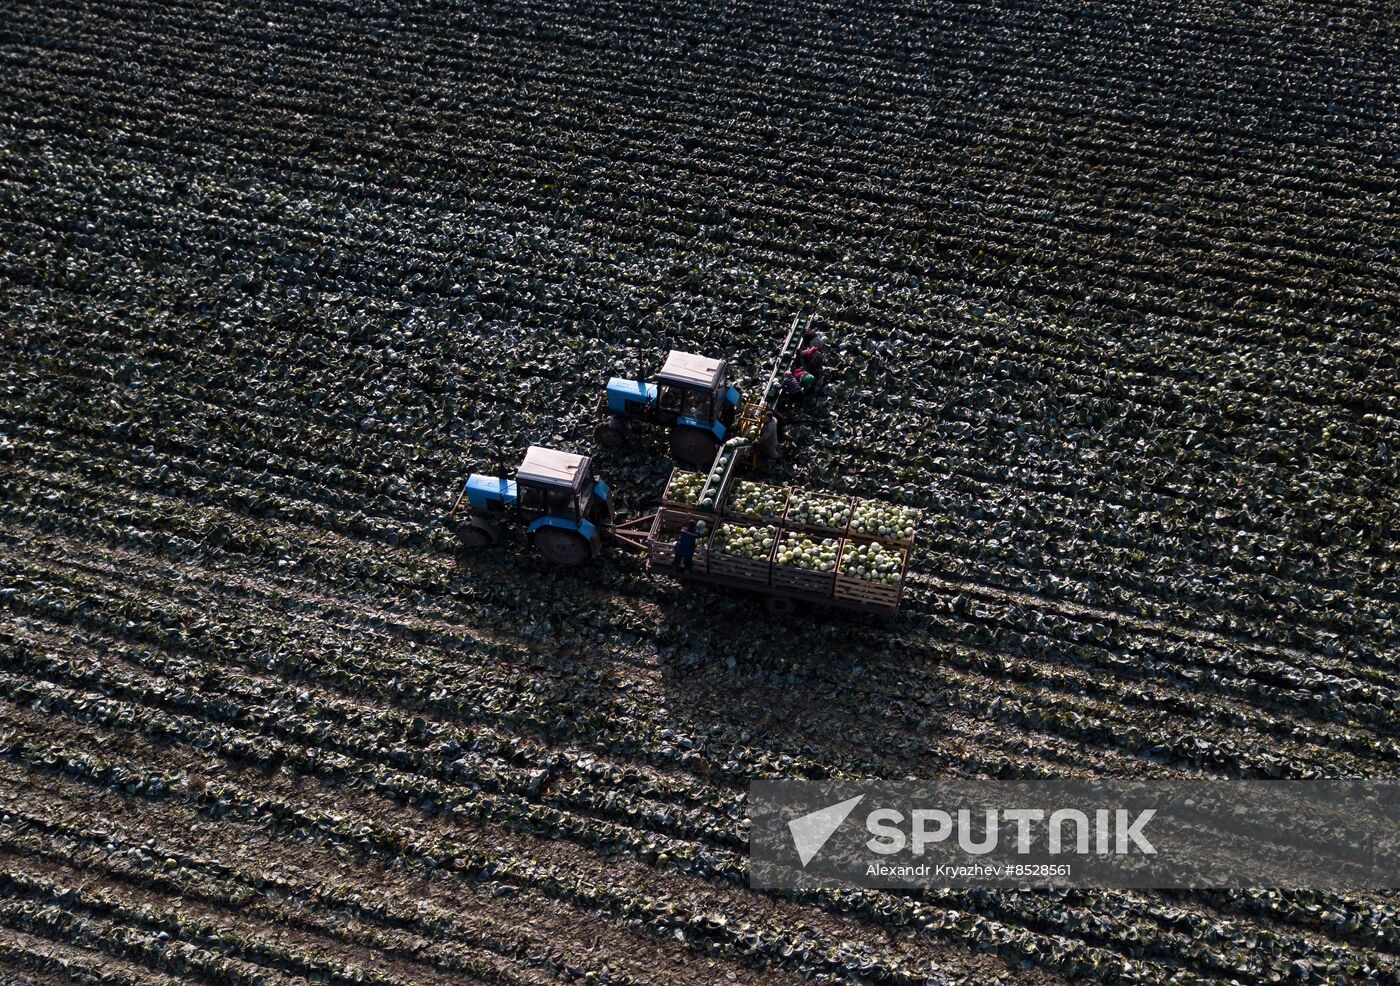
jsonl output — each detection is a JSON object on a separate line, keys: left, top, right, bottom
{"left": 788, "top": 795, "right": 864, "bottom": 866}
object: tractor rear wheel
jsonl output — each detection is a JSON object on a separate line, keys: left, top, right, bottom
{"left": 589, "top": 495, "right": 615, "bottom": 526}
{"left": 595, "top": 416, "right": 628, "bottom": 448}
{"left": 455, "top": 518, "right": 498, "bottom": 548}
{"left": 533, "top": 527, "right": 595, "bottom": 566}
{"left": 671, "top": 426, "right": 718, "bottom": 468}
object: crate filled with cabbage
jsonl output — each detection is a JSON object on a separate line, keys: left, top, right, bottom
{"left": 724, "top": 479, "right": 789, "bottom": 521}
{"left": 771, "top": 531, "right": 841, "bottom": 595}
{"left": 834, "top": 537, "right": 909, "bottom": 609}
{"left": 783, "top": 491, "right": 852, "bottom": 535}
{"left": 706, "top": 521, "right": 776, "bottom": 584}
{"left": 848, "top": 499, "right": 919, "bottom": 545}
{"left": 663, "top": 468, "right": 706, "bottom": 507}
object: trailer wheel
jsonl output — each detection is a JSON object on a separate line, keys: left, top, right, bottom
{"left": 765, "top": 596, "right": 796, "bottom": 615}
{"left": 595, "top": 416, "right": 627, "bottom": 448}
{"left": 456, "top": 518, "right": 498, "bottom": 548}
{"left": 533, "top": 527, "right": 595, "bottom": 566}
{"left": 671, "top": 426, "right": 718, "bottom": 468}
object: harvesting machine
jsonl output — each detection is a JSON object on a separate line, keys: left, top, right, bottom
{"left": 594, "top": 315, "right": 808, "bottom": 469}
{"left": 595, "top": 349, "right": 740, "bottom": 467}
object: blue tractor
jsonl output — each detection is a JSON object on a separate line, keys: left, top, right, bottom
{"left": 595, "top": 350, "right": 741, "bottom": 467}
{"left": 449, "top": 445, "right": 612, "bottom": 565}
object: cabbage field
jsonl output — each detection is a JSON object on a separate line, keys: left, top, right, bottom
{"left": 2, "top": 0, "right": 1399, "bottom": 982}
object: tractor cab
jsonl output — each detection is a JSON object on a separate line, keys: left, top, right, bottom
{"left": 600, "top": 350, "right": 741, "bottom": 466}
{"left": 655, "top": 351, "right": 732, "bottom": 424}
{"left": 514, "top": 446, "right": 607, "bottom": 524}
{"left": 454, "top": 446, "right": 610, "bottom": 565}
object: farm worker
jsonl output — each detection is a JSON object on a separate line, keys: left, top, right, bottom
{"left": 674, "top": 521, "right": 699, "bottom": 573}
{"left": 781, "top": 370, "right": 803, "bottom": 400}
{"left": 793, "top": 368, "right": 817, "bottom": 395}
{"left": 760, "top": 412, "right": 781, "bottom": 459}
{"left": 797, "top": 328, "right": 825, "bottom": 372}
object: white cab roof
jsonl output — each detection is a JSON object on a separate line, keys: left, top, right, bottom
{"left": 516, "top": 446, "right": 590, "bottom": 491}
{"left": 658, "top": 350, "right": 725, "bottom": 391}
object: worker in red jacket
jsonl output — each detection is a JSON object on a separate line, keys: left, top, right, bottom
{"left": 796, "top": 328, "right": 825, "bottom": 373}
{"left": 780, "top": 369, "right": 817, "bottom": 401}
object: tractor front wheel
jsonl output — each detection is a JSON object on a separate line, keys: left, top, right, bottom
{"left": 533, "top": 527, "right": 596, "bottom": 566}
{"left": 671, "top": 426, "right": 718, "bottom": 469}
{"left": 595, "top": 416, "right": 627, "bottom": 449}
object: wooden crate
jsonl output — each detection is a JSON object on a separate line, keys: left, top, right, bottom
{"left": 661, "top": 468, "right": 705, "bottom": 509}
{"left": 648, "top": 508, "right": 709, "bottom": 574}
{"left": 770, "top": 530, "right": 839, "bottom": 596}
{"left": 721, "top": 481, "right": 790, "bottom": 523}
{"left": 782, "top": 493, "right": 853, "bottom": 538}
{"left": 832, "top": 538, "right": 906, "bottom": 609}
{"left": 705, "top": 520, "right": 775, "bottom": 586}
{"left": 772, "top": 564, "right": 836, "bottom": 596}
{"left": 833, "top": 575, "right": 902, "bottom": 612}
{"left": 845, "top": 499, "right": 918, "bottom": 548}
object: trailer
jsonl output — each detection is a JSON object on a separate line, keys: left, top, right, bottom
{"left": 607, "top": 504, "right": 911, "bottom": 617}
{"left": 451, "top": 391, "right": 916, "bottom": 616}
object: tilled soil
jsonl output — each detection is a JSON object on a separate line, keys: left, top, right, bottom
{"left": 3, "top": 0, "right": 1398, "bottom": 982}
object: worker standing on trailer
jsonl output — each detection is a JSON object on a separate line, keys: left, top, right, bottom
{"left": 673, "top": 520, "right": 699, "bottom": 573}
{"left": 760, "top": 411, "right": 781, "bottom": 459}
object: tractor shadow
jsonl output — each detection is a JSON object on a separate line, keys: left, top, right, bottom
{"left": 443, "top": 516, "right": 963, "bottom": 786}
{"left": 651, "top": 584, "right": 961, "bottom": 782}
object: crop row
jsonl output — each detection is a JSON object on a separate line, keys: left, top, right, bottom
{"left": 7, "top": 0, "right": 1395, "bottom": 334}
{"left": 4, "top": 688, "right": 1394, "bottom": 986}
{"left": 0, "top": 805, "right": 647, "bottom": 986}
{"left": 3, "top": 526, "right": 1398, "bottom": 975}
{"left": 6, "top": 477, "right": 1396, "bottom": 784}
{"left": 10, "top": 648, "right": 1396, "bottom": 978}
{"left": 0, "top": 727, "right": 1134, "bottom": 985}
{"left": 8, "top": 496, "right": 1393, "bottom": 787}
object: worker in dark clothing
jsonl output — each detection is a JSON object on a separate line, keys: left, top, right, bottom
{"left": 673, "top": 521, "right": 699, "bottom": 573}
{"left": 760, "top": 411, "right": 781, "bottom": 459}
